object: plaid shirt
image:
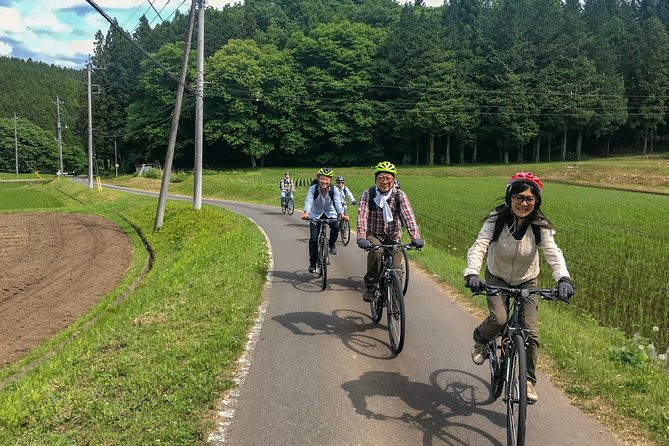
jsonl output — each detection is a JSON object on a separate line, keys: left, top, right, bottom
{"left": 357, "top": 188, "right": 420, "bottom": 242}
{"left": 280, "top": 178, "right": 295, "bottom": 192}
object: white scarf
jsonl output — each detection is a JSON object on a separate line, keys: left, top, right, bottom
{"left": 374, "top": 188, "right": 394, "bottom": 223}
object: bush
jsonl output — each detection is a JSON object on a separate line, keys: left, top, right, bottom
{"left": 170, "top": 171, "right": 190, "bottom": 183}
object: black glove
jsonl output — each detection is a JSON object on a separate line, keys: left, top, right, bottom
{"left": 351, "top": 200, "right": 357, "bottom": 205}
{"left": 411, "top": 238, "right": 424, "bottom": 249}
{"left": 357, "top": 238, "right": 373, "bottom": 249}
{"left": 558, "top": 277, "right": 575, "bottom": 301}
{"left": 465, "top": 274, "right": 485, "bottom": 293}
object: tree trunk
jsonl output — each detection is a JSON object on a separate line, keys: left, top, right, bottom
{"left": 503, "top": 148, "right": 509, "bottom": 164}
{"left": 472, "top": 138, "right": 478, "bottom": 164}
{"left": 428, "top": 130, "right": 435, "bottom": 166}
{"left": 547, "top": 134, "right": 552, "bottom": 162}
{"left": 642, "top": 127, "right": 648, "bottom": 154}
{"left": 415, "top": 131, "right": 420, "bottom": 165}
{"left": 445, "top": 133, "right": 451, "bottom": 166}
{"left": 517, "top": 143, "right": 523, "bottom": 163}
{"left": 459, "top": 137, "right": 464, "bottom": 164}
{"left": 650, "top": 130, "right": 655, "bottom": 153}
{"left": 534, "top": 136, "right": 540, "bottom": 163}
{"left": 260, "top": 156, "right": 265, "bottom": 167}
{"left": 605, "top": 136, "right": 610, "bottom": 157}
{"left": 250, "top": 156, "right": 257, "bottom": 167}
{"left": 576, "top": 130, "right": 582, "bottom": 161}
{"left": 561, "top": 129, "right": 567, "bottom": 161}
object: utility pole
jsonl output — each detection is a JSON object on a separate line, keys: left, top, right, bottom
{"left": 87, "top": 57, "right": 94, "bottom": 188}
{"left": 193, "top": 0, "right": 205, "bottom": 210}
{"left": 13, "top": 113, "right": 18, "bottom": 179}
{"left": 114, "top": 141, "right": 119, "bottom": 177}
{"left": 155, "top": 0, "right": 196, "bottom": 231}
{"left": 53, "top": 96, "right": 64, "bottom": 178}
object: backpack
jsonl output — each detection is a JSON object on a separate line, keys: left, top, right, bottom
{"left": 313, "top": 184, "right": 336, "bottom": 201}
{"left": 367, "top": 186, "right": 405, "bottom": 226}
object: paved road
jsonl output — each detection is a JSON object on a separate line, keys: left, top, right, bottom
{"left": 101, "top": 184, "right": 624, "bottom": 446}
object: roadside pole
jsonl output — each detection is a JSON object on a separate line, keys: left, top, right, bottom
{"left": 13, "top": 113, "right": 18, "bottom": 179}
{"left": 53, "top": 96, "right": 64, "bottom": 178}
{"left": 154, "top": 0, "right": 196, "bottom": 231}
{"left": 87, "top": 58, "right": 94, "bottom": 189}
{"left": 193, "top": 0, "right": 205, "bottom": 210}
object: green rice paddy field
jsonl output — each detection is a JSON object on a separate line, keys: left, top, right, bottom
{"left": 0, "top": 181, "right": 65, "bottom": 210}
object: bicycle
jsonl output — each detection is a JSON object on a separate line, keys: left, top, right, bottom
{"left": 365, "top": 243, "right": 420, "bottom": 355}
{"left": 472, "top": 284, "right": 567, "bottom": 446}
{"left": 281, "top": 193, "right": 294, "bottom": 215}
{"left": 310, "top": 218, "right": 340, "bottom": 291}
{"left": 338, "top": 204, "right": 353, "bottom": 246}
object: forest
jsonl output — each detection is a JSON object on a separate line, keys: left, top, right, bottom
{"left": 2, "top": 0, "right": 669, "bottom": 173}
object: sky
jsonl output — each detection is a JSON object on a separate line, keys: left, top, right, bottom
{"left": 0, "top": 0, "right": 443, "bottom": 69}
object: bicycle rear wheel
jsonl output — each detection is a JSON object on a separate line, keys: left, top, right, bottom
{"left": 287, "top": 197, "right": 294, "bottom": 215}
{"left": 319, "top": 238, "right": 328, "bottom": 290}
{"left": 386, "top": 272, "right": 405, "bottom": 354}
{"left": 400, "top": 248, "right": 410, "bottom": 296}
{"left": 488, "top": 337, "right": 505, "bottom": 400}
{"left": 340, "top": 220, "right": 350, "bottom": 245}
{"left": 506, "top": 334, "right": 528, "bottom": 446}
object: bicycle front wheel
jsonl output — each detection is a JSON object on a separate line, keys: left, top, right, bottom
{"left": 319, "top": 239, "right": 328, "bottom": 290}
{"left": 340, "top": 220, "right": 350, "bottom": 245}
{"left": 369, "top": 284, "right": 383, "bottom": 324}
{"left": 488, "top": 337, "right": 505, "bottom": 400}
{"left": 506, "top": 334, "right": 528, "bottom": 446}
{"left": 400, "top": 248, "right": 410, "bottom": 296}
{"left": 386, "top": 272, "right": 405, "bottom": 354}
{"left": 287, "top": 198, "right": 294, "bottom": 215}
{"left": 281, "top": 199, "right": 286, "bottom": 214}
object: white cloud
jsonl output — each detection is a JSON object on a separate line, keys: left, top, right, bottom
{"left": 25, "top": 10, "right": 72, "bottom": 34}
{"left": 0, "top": 6, "right": 25, "bottom": 34}
{"left": 0, "top": 40, "right": 12, "bottom": 56}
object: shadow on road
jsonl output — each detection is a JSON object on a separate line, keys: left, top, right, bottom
{"left": 272, "top": 309, "right": 395, "bottom": 360}
{"left": 342, "top": 369, "right": 505, "bottom": 446}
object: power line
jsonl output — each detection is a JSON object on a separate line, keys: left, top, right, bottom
{"left": 85, "top": 0, "right": 197, "bottom": 96}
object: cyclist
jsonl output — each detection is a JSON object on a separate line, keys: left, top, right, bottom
{"left": 302, "top": 167, "right": 348, "bottom": 273}
{"left": 463, "top": 171, "right": 575, "bottom": 402}
{"left": 334, "top": 176, "right": 357, "bottom": 212}
{"left": 356, "top": 161, "right": 424, "bottom": 302}
{"left": 279, "top": 171, "right": 295, "bottom": 207}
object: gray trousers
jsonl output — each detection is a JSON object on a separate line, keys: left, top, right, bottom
{"left": 473, "top": 271, "right": 540, "bottom": 385}
{"left": 364, "top": 235, "right": 403, "bottom": 287}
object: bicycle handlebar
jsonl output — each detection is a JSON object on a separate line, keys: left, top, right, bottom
{"left": 364, "top": 243, "right": 421, "bottom": 252}
{"left": 472, "top": 284, "right": 568, "bottom": 303}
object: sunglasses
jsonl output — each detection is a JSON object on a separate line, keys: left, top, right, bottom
{"left": 511, "top": 194, "right": 537, "bottom": 205}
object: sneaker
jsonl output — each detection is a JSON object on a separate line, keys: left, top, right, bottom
{"left": 527, "top": 382, "right": 538, "bottom": 402}
{"left": 308, "top": 266, "right": 316, "bottom": 274}
{"left": 329, "top": 245, "right": 338, "bottom": 255}
{"left": 363, "top": 285, "right": 375, "bottom": 302}
{"left": 471, "top": 343, "right": 486, "bottom": 365}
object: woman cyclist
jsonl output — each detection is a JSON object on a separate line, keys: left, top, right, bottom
{"left": 463, "top": 172, "right": 575, "bottom": 403}
{"left": 302, "top": 168, "right": 348, "bottom": 273}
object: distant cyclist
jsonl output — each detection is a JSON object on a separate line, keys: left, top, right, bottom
{"left": 334, "top": 176, "right": 356, "bottom": 211}
{"left": 302, "top": 168, "right": 348, "bottom": 273}
{"left": 463, "top": 171, "right": 575, "bottom": 403}
{"left": 394, "top": 179, "right": 401, "bottom": 190}
{"left": 279, "top": 171, "right": 295, "bottom": 207}
{"left": 356, "top": 161, "right": 423, "bottom": 302}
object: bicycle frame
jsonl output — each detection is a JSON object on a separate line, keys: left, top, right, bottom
{"left": 367, "top": 243, "right": 419, "bottom": 354}
{"left": 474, "top": 285, "right": 565, "bottom": 446}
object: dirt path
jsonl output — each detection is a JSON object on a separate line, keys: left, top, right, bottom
{"left": 0, "top": 212, "right": 133, "bottom": 367}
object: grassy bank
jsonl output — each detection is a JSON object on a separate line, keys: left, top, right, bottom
{"left": 0, "top": 180, "right": 269, "bottom": 445}
{"left": 108, "top": 157, "right": 669, "bottom": 445}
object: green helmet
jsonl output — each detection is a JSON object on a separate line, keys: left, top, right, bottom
{"left": 374, "top": 161, "right": 397, "bottom": 176}
{"left": 318, "top": 167, "right": 334, "bottom": 178}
